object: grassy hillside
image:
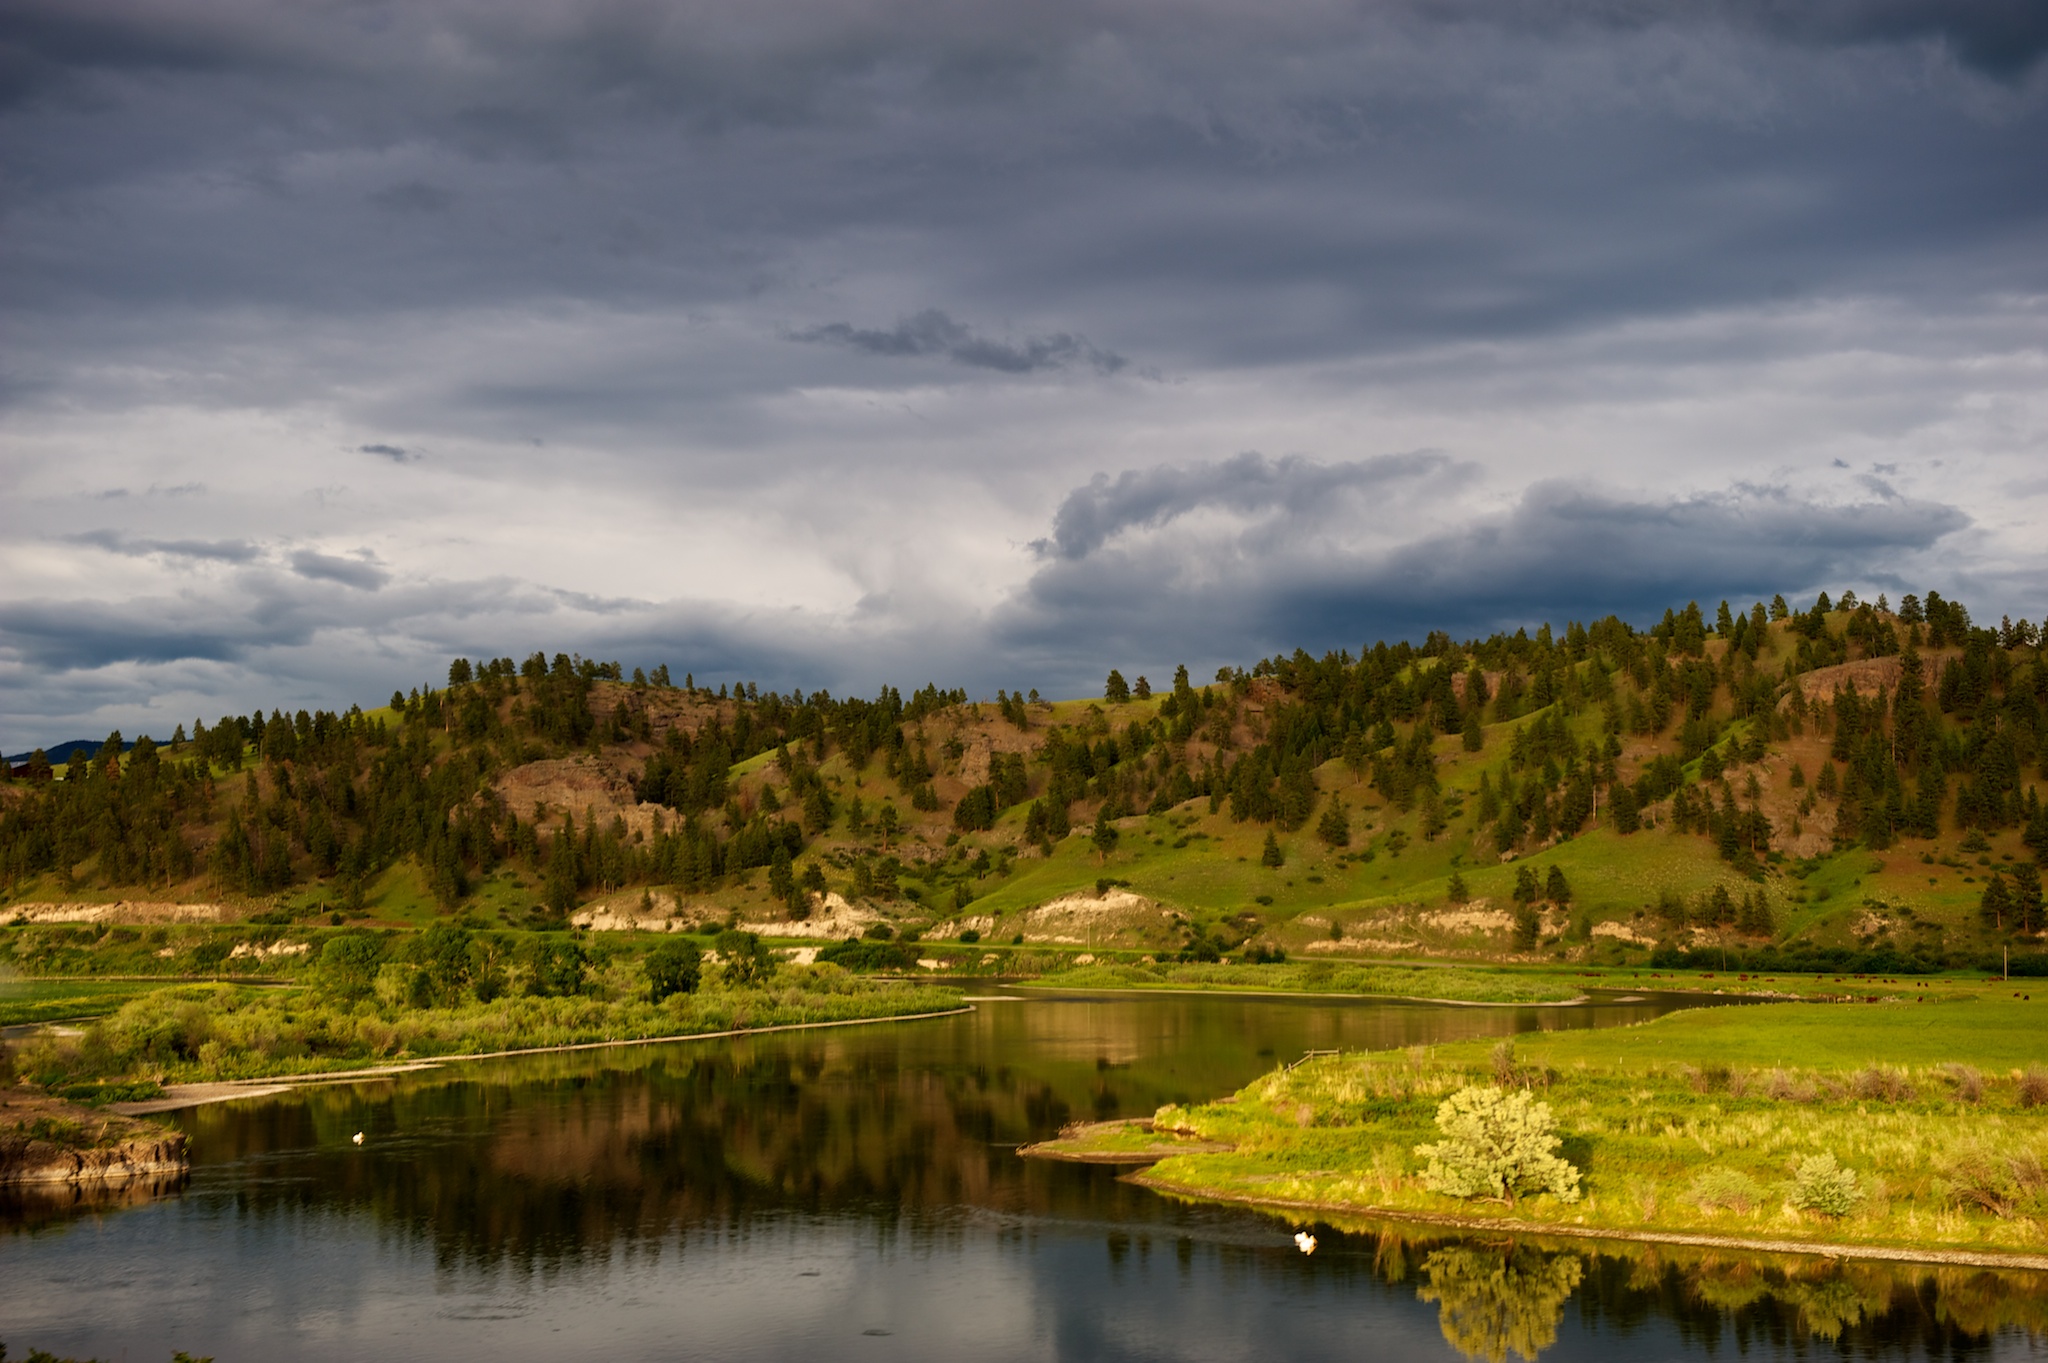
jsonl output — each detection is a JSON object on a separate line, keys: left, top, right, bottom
{"left": 3, "top": 593, "right": 2044, "bottom": 981}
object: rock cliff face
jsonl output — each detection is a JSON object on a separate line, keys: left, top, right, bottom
{"left": 0, "top": 1128, "right": 189, "bottom": 1185}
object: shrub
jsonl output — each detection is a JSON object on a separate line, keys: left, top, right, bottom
{"left": 1785, "top": 1153, "right": 1865, "bottom": 1217}
{"left": 1935, "top": 1063, "right": 1984, "bottom": 1104}
{"left": 1937, "top": 1142, "right": 2048, "bottom": 1219}
{"left": 1853, "top": 1065, "right": 1916, "bottom": 1103}
{"left": 817, "top": 938, "right": 916, "bottom": 972}
{"left": 958, "top": 929, "right": 981, "bottom": 944}
{"left": 1688, "top": 1166, "right": 1767, "bottom": 1214}
{"left": 1414, "top": 1085, "right": 1581, "bottom": 1206}
{"left": 1765, "top": 1068, "right": 1815, "bottom": 1102}
{"left": 2019, "top": 1066, "right": 2048, "bottom": 1109}
{"left": 1684, "top": 1063, "right": 1731, "bottom": 1094}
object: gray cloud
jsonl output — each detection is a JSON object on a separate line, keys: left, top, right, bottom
{"left": 792, "top": 311, "right": 1127, "bottom": 376}
{"left": 0, "top": 597, "right": 317, "bottom": 670}
{"left": 1033, "top": 451, "right": 1458, "bottom": 560}
{"left": 1, "top": 0, "right": 2041, "bottom": 741}
{"left": 67, "top": 529, "right": 263, "bottom": 563}
{"left": 288, "top": 550, "right": 390, "bottom": 591}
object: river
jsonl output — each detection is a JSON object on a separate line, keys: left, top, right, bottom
{"left": 3, "top": 989, "right": 2042, "bottom": 1361}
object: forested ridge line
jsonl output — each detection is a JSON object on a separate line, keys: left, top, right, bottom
{"left": 3, "top": 588, "right": 2044, "bottom": 974}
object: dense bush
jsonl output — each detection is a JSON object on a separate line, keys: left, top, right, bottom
{"left": 818, "top": 938, "right": 919, "bottom": 971}
{"left": 1414, "top": 1085, "right": 1581, "bottom": 1206}
{"left": 1785, "top": 1153, "right": 1865, "bottom": 1217}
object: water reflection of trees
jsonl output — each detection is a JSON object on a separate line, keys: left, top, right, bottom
{"left": 1367, "top": 1224, "right": 2048, "bottom": 1362}
{"left": 167, "top": 1030, "right": 1192, "bottom": 1270}
{"left": 1417, "top": 1242, "right": 1582, "bottom": 1363}
{"left": 152, "top": 997, "right": 1612, "bottom": 1270}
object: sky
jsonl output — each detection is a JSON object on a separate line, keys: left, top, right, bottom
{"left": 3, "top": 0, "right": 2045, "bottom": 748}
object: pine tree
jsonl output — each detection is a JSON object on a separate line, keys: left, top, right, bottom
{"left": 1544, "top": 866, "right": 1571, "bottom": 905}
{"left": 1260, "top": 829, "right": 1284, "bottom": 867}
{"left": 2011, "top": 864, "right": 2044, "bottom": 935}
{"left": 1979, "top": 871, "right": 2011, "bottom": 931}
{"left": 1461, "top": 708, "right": 1484, "bottom": 752}
{"left": 1610, "top": 784, "right": 1640, "bottom": 835}
{"left": 1316, "top": 796, "right": 1350, "bottom": 848}
{"left": 1104, "top": 670, "right": 1131, "bottom": 703}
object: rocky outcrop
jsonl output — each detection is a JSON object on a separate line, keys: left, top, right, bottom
{"left": 0, "top": 1127, "right": 189, "bottom": 1186}
{"left": 0, "top": 1092, "right": 191, "bottom": 1188}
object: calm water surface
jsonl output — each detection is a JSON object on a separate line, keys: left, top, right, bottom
{"left": 3, "top": 990, "right": 2043, "bottom": 1362}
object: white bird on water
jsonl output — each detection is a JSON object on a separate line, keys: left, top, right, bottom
{"left": 352, "top": 1132, "right": 365, "bottom": 1145}
{"left": 1294, "top": 1232, "right": 1317, "bottom": 1255}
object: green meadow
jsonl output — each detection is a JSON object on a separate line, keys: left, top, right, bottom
{"left": 1124, "top": 998, "right": 2048, "bottom": 1259}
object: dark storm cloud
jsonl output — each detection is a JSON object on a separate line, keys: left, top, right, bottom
{"left": 1001, "top": 465, "right": 1973, "bottom": 671}
{"left": 792, "top": 311, "right": 1127, "bottom": 376}
{"left": 67, "top": 529, "right": 262, "bottom": 563}
{"left": 0, "top": 597, "right": 317, "bottom": 670}
{"left": 1034, "top": 451, "right": 1457, "bottom": 560}
{"left": 357, "top": 443, "right": 417, "bottom": 463}
{"left": 371, "top": 182, "right": 454, "bottom": 215}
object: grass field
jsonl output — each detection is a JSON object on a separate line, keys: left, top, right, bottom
{"left": 1132, "top": 998, "right": 2048, "bottom": 1259}
{"left": 0, "top": 977, "right": 192, "bottom": 1027}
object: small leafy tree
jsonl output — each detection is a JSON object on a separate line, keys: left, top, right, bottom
{"left": 526, "top": 936, "right": 588, "bottom": 997}
{"left": 317, "top": 934, "right": 383, "bottom": 1000}
{"left": 645, "top": 937, "right": 704, "bottom": 1002}
{"left": 1092, "top": 818, "right": 1121, "bottom": 863}
{"left": 1414, "top": 1086, "right": 1581, "bottom": 1206}
{"left": 715, "top": 929, "right": 775, "bottom": 986}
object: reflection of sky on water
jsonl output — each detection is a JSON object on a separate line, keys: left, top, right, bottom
{"left": 3, "top": 995, "right": 2042, "bottom": 1361}
{"left": 16, "top": 1198, "right": 2037, "bottom": 1363}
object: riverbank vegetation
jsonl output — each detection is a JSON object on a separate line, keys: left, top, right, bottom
{"left": 1129, "top": 999, "right": 2048, "bottom": 1259}
{"left": 11, "top": 931, "right": 960, "bottom": 1086}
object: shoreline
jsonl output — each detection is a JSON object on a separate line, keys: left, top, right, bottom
{"left": 1125, "top": 1171, "right": 2048, "bottom": 1273}
{"left": 107, "top": 1005, "right": 976, "bottom": 1114}
{"left": 1013, "top": 982, "right": 1598, "bottom": 1008}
